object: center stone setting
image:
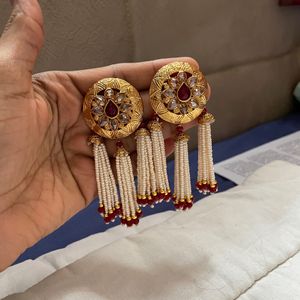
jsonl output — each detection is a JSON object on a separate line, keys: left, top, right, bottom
{"left": 105, "top": 100, "right": 119, "bottom": 118}
{"left": 177, "top": 83, "right": 191, "bottom": 101}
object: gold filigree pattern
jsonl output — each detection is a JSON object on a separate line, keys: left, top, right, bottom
{"left": 83, "top": 78, "right": 143, "bottom": 139}
{"left": 150, "top": 62, "right": 208, "bottom": 124}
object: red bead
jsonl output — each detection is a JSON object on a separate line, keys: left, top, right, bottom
{"left": 152, "top": 194, "right": 158, "bottom": 202}
{"left": 126, "top": 219, "right": 134, "bottom": 227}
{"left": 174, "top": 203, "right": 180, "bottom": 210}
{"left": 147, "top": 198, "right": 154, "bottom": 205}
{"left": 133, "top": 218, "right": 139, "bottom": 225}
{"left": 176, "top": 125, "right": 184, "bottom": 134}
{"left": 104, "top": 216, "right": 110, "bottom": 223}
{"left": 116, "top": 140, "right": 123, "bottom": 147}
{"left": 199, "top": 108, "right": 207, "bottom": 118}
{"left": 164, "top": 193, "right": 170, "bottom": 201}
{"left": 136, "top": 210, "right": 143, "bottom": 218}
{"left": 186, "top": 202, "right": 193, "bottom": 209}
{"left": 97, "top": 206, "right": 105, "bottom": 214}
{"left": 158, "top": 192, "right": 165, "bottom": 200}
{"left": 121, "top": 218, "right": 126, "bottom": 225}
{"left": 139, "top": 122, "right": 146, "bottom": 129}
{"left": 177, "top": 83, "right": 191, "bottom": 101}
{"left": 209, "top": 184, "right": 218, "bottom": 193}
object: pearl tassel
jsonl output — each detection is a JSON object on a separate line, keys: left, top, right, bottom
{"left": 115, "top": 142, "right": 142, "bottom": 226}
{"left": 136, "top": 128, "right": 158, "bottom": 206}
{"left": 173, "top": 127, "right": 194, "bottom": 210}
{"left": 196, "top": 111, "right": 218, "bottom": 194}
{"left": 88, "top": 135, "right": 121, "bottom": 224}
{"left": 148, "top": 120, "right": 171, "bottom": 202}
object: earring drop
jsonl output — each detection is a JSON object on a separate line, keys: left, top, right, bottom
{"left": 149, "top": 61, "right": 217, "bottom": 210}
{"left": 83, "top": 78, "right": 143, "bottom": 226}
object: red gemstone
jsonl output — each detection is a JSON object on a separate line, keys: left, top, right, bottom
{"left": 105, "top": 100, "right": 118, "bottom": 118}
{"left": 177, "top": 83, "right": 191, "bottom": 101}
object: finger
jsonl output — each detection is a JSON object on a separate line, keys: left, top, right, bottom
{"left": 0, "top": 0, "right": 44, "bottom": 72}
{"left": 66, "top": 57, "right": 200, "bottom": 94}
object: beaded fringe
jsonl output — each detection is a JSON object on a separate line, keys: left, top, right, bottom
{"left": 148, "top": 120, "right": 171, "bottom": 202}
{"left": 89, "top": 136, "right": 121, "bottom": 224}
{"left": 136, "top": 128, "right": 158, "bottom": 206}
{"left": 116, "top": 144, "right": 142, "bottom": 226}
{"left": 173, "top": 130, "right": 194, "bottom": 210}
{"left": 196, "top": 112, "right": 218, "bottom": 194}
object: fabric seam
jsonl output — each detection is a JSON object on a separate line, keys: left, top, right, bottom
{"left": 234, "top": 247, "right": 300, "bottom": 299}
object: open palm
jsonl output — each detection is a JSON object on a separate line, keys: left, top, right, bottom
{"left": 0, "top": 0, "right": 204, "bottom": 270}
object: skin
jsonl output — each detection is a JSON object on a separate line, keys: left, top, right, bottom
{"left": 0, "top": 0, "right": 210, "bottom": 271}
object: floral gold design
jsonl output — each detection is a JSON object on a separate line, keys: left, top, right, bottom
{"left": 83, "top": 78, "right": 143, "bottom": 139}
{"left": 150, "top": 62, "right": 208, "bottom": 124}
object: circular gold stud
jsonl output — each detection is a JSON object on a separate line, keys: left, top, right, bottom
{"left": 83, "top": 78, "right": 143, "bottom": 139}
{"left": 149, "top": 61, "right": 208, "bottom": 124}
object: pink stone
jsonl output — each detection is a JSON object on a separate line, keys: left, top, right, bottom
{"left": 105, "top": 100, "right": 118, "bottom": 118}
{"left": 177, "top": 83, "right": 191, "bottom": 101}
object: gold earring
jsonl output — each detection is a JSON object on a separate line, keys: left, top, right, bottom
{"left": 149, "top": 61, "right": 217, "bottom": 211}
{"left": 83, "top": 78, "right": 143, "bottom": 226}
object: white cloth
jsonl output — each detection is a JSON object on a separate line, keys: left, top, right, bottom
{"left": 3, "top": 160, "right": 300, "bottom": 300}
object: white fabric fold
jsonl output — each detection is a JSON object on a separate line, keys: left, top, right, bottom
{"left": 2, "top": 160, "right": 300, "bottom": 300}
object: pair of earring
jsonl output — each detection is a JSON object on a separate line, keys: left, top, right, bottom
{"left": 83, "top": 61, "right": 217, "bottom": 227}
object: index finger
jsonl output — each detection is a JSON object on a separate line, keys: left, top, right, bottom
{"left": 66, "top": 57, "right": 199, "bottom": 94}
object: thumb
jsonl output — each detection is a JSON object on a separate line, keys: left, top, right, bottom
{"left": 0, "top": 0, "right": 44, "bottom": 73}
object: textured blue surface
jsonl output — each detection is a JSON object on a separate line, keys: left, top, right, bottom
{"left": 14, "top": 112, "right": 300, "bottom": 264}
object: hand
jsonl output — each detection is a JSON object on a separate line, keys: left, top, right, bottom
{"left": 0, "top": 0, "right": 207, "bottom": 270}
